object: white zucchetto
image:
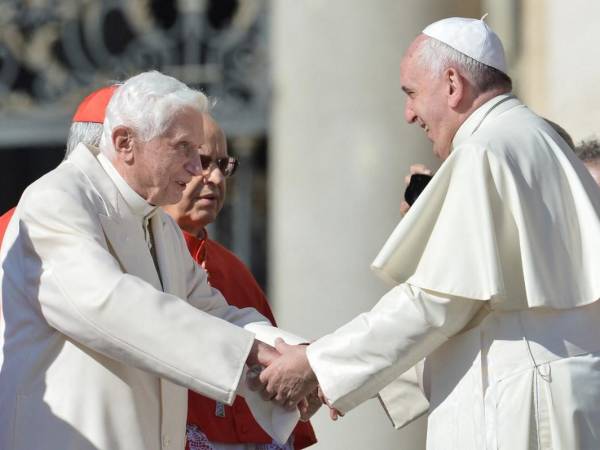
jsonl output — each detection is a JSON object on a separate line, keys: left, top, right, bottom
{"left": 423, "top": 16, "right": 508, "bottom": 74}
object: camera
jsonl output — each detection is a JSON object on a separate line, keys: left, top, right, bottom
{"left": 404, "top": 174, "right": 433, "bottom": 206}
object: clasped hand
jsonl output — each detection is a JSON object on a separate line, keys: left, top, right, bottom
{"left": 247, "top": 338, "right": 343, "bottom": 421}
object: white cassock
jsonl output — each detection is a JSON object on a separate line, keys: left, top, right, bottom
{"left": 307, "top": 95, "right": 600, "bottom": 449}
{"left": 0, "top": 144, "right": 300, "bottom": 450}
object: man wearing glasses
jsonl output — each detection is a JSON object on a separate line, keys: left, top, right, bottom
{"left": 164, "top": 114, "right": 317, "bottom": 450}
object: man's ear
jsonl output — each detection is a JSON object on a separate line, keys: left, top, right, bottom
{"left": 445, "top": 67, "right": 464, "bottom": 108}
{"left": 112, "top": 126, "right": 135, "bottom": 163}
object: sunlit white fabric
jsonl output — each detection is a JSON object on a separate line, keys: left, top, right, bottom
{"left": 372, "top": 95, "right": 600, "bottom": 309}
{"left": 307, "top": 284, "right": 481, "bottom": 411}
{"left": 308, "top": 94, "right": 600, "bottom": 449}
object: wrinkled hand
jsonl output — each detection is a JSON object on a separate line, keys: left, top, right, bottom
{"left": 400, "top": 164, "right": 433, "bottom": 215}
{"left": 258, "top": 338, "right": 318, "bottom": 410}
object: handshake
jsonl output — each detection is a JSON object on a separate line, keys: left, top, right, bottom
{"left": 246, "top": 338, "right": 343, "bottom": 422}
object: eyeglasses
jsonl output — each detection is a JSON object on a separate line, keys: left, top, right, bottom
{"left": 199, "top": 155, "right": 239, "bottom": 177}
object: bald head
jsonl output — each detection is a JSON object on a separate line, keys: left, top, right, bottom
{"left": 202, "top": 113, "right": 227, "bottom": 156}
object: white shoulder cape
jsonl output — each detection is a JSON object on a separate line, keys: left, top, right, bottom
{"left": 372, "top": 95, "right": 600, "bottom": 309}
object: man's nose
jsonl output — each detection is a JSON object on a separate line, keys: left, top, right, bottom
{"left": 206, "top": 165, "right": 225, "bottom": 184}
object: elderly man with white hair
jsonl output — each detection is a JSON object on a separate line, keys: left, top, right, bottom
{"left": 0, "top": 71, "right": 302, "bottom": 450}
{"left": 257, "top": 17, "right": 600, "bottom": 449}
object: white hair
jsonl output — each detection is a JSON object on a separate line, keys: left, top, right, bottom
{"left": 416, "top": 37, "right": 512, "bottom": 94}
{"left": 65, "top": 121, "right": 104, "bottom": 159}
{"left": 99, "top": 71, "right": 209, "bottom": 159}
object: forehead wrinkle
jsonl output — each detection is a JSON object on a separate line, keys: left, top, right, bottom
{"left": 167, "top": 121, "right": 204, "bottom": 149}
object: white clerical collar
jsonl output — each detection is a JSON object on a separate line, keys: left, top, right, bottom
{"left": 452, "top": 93, "right": 518, "bottom": 149}
{"left": 98, "top": 152, "right": 157, "bottom": 218}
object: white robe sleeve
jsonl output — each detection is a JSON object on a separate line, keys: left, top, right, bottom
{"left": 377, "top": 360, "right": 429, "bottom": 429}
{"left": 306, "top": 284, "right": 482, "bottom": 413}
{"left": 13, "top": 185, "right": 262, "bottom": 405}
{"left": 372, "top": 139, "right": 600, "bottom": 309}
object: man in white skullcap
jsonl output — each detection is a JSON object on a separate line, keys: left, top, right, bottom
{"left": 254, "top": 17, "right": 600, "bottom": 449}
